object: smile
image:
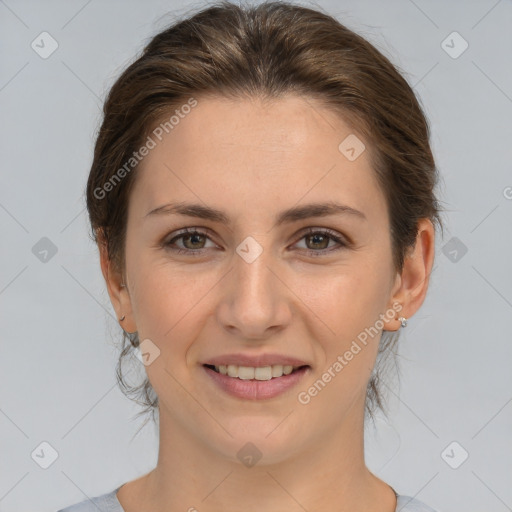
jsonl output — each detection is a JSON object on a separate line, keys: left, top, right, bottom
{"left": 203, "top": 364, "right": 310, "bottom": 400}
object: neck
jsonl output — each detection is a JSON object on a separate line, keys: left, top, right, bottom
{"left": 123, "top": 402, "right": 397, "bottom": 512}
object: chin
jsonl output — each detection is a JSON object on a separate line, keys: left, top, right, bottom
{"left": 205, "top": 417, "right": 307, "bottom": 467}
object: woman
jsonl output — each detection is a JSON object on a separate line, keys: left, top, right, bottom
{"left": 59, "top": 1, "right": 444, "bottom": 510}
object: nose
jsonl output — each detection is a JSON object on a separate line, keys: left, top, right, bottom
{"left": 216, "top": 241, "right": 292, "bottom": 340}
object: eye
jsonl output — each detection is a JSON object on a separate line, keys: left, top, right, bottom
{"left": 292, "top": 228, "right": 347, "bottom": 256}
{"left": 164, "top": 228, "right": 217, "bottom": 255}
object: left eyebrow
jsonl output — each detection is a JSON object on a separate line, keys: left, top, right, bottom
{"left": 144, "top": 200, "right": 367, "bottom": 226}
{"left": 275, "top": 201, "right": 367, "bottom": 226}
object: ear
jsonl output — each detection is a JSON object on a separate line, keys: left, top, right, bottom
{"left": 98, "top": 230, "right": 137, "bottom": 333}
{"left": 383, "top": 218, "right": 436, "bottom": 331}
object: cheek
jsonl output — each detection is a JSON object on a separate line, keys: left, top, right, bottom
{"left": 122, "top": 251, "right": 171, "bottom": 357}
{"left": 126, "top": 254, "right": 216, "bottom": 362}
{"left": 298, "top": 268, "right": 388, "bottom": 409}
{"left": 128, "top": 264, "right": 203, "bottom": 397}
{"left": 297, "top": 261, "right": 391, "bottom": 342}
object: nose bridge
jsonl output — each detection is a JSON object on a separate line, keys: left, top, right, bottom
{"left": 219, "top": 236, "right": 289, "bottom": 337}
{"left": 236, "top": 242, "right": 274, "bottom": 297}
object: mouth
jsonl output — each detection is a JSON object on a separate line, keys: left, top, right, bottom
{"left": 202, "top": 362, "right": 310, "bottom": 400}
{"left": 203, "top": 363, "right": 309, "bottom": 380}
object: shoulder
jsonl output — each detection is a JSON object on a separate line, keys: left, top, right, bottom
{"left": 56, "top": 487, "right": 124, "bottom": 512}
{"left": 56, "top": 488, "right": 438, "bottom": 512}
{"left": 396, "top": 494, "right": 440, "bottom": 512}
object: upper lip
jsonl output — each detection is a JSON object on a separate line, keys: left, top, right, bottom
{"left": 203, "top": 353, "right": 310, "bottom": 368}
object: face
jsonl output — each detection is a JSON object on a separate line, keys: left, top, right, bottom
{"left": 111, "top": 94, "right": 405, "bottom": 464}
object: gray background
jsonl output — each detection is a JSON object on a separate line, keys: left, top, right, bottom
{"left": 1, "top": 1, "right": 511, "bottom": 511}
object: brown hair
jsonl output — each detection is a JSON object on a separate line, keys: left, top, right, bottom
{"left": 86, "top": 0, "right": 445, "bottom": 427}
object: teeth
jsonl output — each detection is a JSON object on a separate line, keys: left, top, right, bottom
{"left": 238, "top": 366, "right": 255, "bottom": 380}
{"left": 272, "top": 365, "right": 283, "bottom": 377}
{"left": 215, "top": 364, "right": 298, "bottom": 380}
{"left": 255, "top": 366, "right": 272, "bottom": 380}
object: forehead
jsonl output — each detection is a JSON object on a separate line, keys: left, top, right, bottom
{"left": 155, "top": 93, "right": 364, "bottom": 159}
{"left": 129, "top": 94, "right": 386, "bottom": 225}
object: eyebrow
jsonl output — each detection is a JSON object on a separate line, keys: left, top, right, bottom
{"left": 145, "top": 201, "right": 367, "bottom": 226}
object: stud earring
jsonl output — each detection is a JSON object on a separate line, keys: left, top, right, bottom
{"left": 119, "top": 315, "right": 126, "bottom": 321}
{"left": 398, "top": 316, "right": 407, "bottom": 328}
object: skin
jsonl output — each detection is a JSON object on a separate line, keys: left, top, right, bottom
{"left": 100, "top": 94, "right": 435, "bottom": 512}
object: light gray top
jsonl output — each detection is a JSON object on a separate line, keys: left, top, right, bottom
{"left": 57, "top": 485, "right": 440, "bottom": 511}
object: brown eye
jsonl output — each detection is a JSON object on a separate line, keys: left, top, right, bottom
{"left": 294, "top": 229, "right": 347, "bottom": 256}
{"left": 180, "top": 232, "right": 207, "bottom": 249}
{"left": 305, "top": 232, "right": 331, "bottom": 250}
{"left": 164, "top": 228, "right": 216, "bottom": 256}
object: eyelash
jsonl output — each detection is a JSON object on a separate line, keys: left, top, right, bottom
{"left": 163, "top": 227, "right": 348, "bottom": 257}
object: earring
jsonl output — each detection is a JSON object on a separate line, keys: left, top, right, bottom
{"left": 398, "top": 316, "right": 407, "bottom": 328}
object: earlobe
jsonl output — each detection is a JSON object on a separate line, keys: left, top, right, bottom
{"left": 384, "top": 218, "right": 435, "bottom": 330}
{"left": 381, "top": 303, "right": 408, "bottom": 332}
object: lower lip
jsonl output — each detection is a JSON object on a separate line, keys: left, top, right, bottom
{"left": 203, "top": 365, "right": 310, "bottom": 400}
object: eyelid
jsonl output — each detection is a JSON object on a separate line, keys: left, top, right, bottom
{"left": 295, "top": 226, "right": 349, "bottom": 244}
